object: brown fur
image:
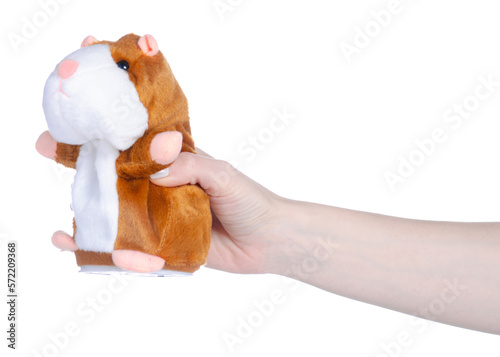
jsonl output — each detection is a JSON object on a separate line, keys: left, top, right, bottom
{"left": 55, "top": 34, "right": 211, "bottom": 273}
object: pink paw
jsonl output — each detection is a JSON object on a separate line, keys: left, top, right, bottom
{"left": 150, "top": 131, "right": 182, "bottom": 165}
{"left": 112, "top": 250, "right": 165, "bottom": 273}
{"left": 52, "top": 231, "right": 78, "bottom": 251}
{"left": 36, "top": 130, "right": 57, "bottom": 160}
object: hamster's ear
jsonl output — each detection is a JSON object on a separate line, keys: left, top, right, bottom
{"left": 138, "top": 34, "right": 159, "bottom": 56}
{"left": 81, "top": 35, "right": 99, "bottom": 48}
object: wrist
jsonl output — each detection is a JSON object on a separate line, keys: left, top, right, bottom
{"left": 266, "top": 197, "right": 340, "bottom": 279}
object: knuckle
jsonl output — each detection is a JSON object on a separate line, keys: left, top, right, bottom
{"left": 178, "top": 152, "right": 199, "bottom": 171}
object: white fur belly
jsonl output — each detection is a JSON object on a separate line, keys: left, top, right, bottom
{"left": 72, "top": 140, "right": 119, "bottom": 253}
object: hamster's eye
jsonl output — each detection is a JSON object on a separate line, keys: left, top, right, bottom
{"left": 116, "top": 60, "right": 129, "bottom": 71}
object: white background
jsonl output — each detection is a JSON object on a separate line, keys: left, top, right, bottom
{"left": 1, "top": 0, "right": 500, "bottom": 356}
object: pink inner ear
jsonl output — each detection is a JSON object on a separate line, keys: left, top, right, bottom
{"left": 81, "top": 35, "right": 98, "bottom": 48}
{"left": 138, "top": 34, "right": 159, "bottom": 56}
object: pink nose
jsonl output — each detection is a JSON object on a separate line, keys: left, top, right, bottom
{"left": 57, "top": 60, "right": 79, "bottom": 79}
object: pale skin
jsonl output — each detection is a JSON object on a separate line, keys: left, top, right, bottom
{"left": 37, "top": 131, "right": 500, "bottom": 335}
{"left": 151, "top": 149, "right": 500, "bottom": 336}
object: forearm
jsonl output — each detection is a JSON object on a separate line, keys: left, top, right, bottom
{"left": 272, "top": 198, "right": 500, "bottom": 334}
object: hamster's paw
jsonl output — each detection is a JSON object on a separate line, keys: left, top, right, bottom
{"left": 52, "top": 231, "right": 78, "bottom": 251}
{"left": 36, "top": 131, "right": 57, "bottom": 160}
{"left": 150, "top": 131, "right": 182, "bottom": 165}
{"left": 112, "top": 250, "right": 165, "bottom": 273}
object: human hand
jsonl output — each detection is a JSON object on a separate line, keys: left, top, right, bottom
{"left": 37, "top": 130, "right": 289, "bottom": 275}
{"left": 150, "top": 149, "right": 288, "bottom": 274}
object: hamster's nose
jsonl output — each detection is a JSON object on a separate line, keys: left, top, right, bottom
{"left": 57, "top": 60, "right": 79, "bottom": 79}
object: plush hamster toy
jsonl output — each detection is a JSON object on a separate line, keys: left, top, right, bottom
{"left": 36, "top": 33, "right": 211, "bottom": 275}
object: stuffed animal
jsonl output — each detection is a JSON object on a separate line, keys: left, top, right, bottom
{"left": 36, "top": 33, "right": 211, "bottom": 276}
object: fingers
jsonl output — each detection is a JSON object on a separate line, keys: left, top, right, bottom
{"left": 36, "top": 130, "right": 57, "bottom": 160}
{"left": 150, "top": 151, "right": 239, "bottom": 197}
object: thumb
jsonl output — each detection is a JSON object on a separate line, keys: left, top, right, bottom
{"left": 150, "top": 151, "right": 239, "bottom": 197}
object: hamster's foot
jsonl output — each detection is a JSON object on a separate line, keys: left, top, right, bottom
{"left": 36, "top": 130, "right": 57, "bottom": 160}
{"left": 52, "top": 230, "right": 78, "bottom": 251}
{"left": 150, "top": 131, "right": 182, "bottom": 165}
{"left": 112, "top": 249, "right": 165, "bottom": 273}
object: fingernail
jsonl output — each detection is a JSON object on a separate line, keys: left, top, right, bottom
{"left": 150, "top": 167, "right": 170, "bottom": 179}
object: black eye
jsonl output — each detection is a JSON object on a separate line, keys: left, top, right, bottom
{"left": 116, "top": 60, "right": 129, "bottom": 70}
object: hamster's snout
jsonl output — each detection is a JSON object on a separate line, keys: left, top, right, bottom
{"left": 57, "top": 60, "right": 79, "bottom": 79}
